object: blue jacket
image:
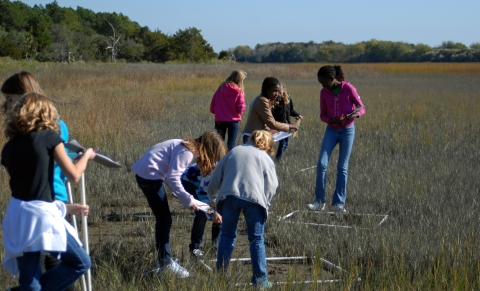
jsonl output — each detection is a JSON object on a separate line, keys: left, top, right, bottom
{"left": 53, "top": 119, "right": 69, "bottom": 202}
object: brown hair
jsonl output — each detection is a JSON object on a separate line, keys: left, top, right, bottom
{"left": 4, "top": 92, "right": 59, "bottom": 139}
{"left": 219, "top": 69, "right": 247, "bottom": 92}
{"left": 2, "top": 71, "right": 45, "bottom": 113}
{"left": 182, "top": 130, "right": 227, "bottom": 176}
{"left": 250, "top": 130, "right": 274, "bottom": 156}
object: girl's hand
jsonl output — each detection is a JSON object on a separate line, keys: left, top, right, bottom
{"left": 289, "top": 122, "right": 299, "bottom": 131}
{"left": 269, "top": 129, "right": 279, "bottom": 134}
{"left": 328, "top": 118, "right": 345, "bottom": 125}
{"left": 83, "top": 148, "right": 97, "bottom": 160}
{"left": 346, "top": 113, "right": 358, "bottom": 120}
{"left": 189, "top": 204, "right": 199, "bottom": 211}
{"left": 66, "top": 203, "right": 89, "bottom": 216}
{"left": 212, "top": 212, "right": 222, "bottom": 224}
{"left": 73, "top": 148, "right": 97, "bottom": 162}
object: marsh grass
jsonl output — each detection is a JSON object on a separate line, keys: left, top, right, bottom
{"left": 0, "top": 60, "right": 479, "bottom": 290}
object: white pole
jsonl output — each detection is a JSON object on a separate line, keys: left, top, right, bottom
{"left": 67, "top": 182, "right": 87, "bottom": 291}
{"left": 80, "top": 174, "right": 92, "bottom": 291}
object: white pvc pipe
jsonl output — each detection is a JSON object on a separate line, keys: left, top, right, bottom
{"left": 67, "top": 182, "right": 86, "bottom": 291}
{"left": 80, "top": 174, "right": 92, "bottom": 291}
{"left": 234, "top": 279, "right": 341, "bottom": 287}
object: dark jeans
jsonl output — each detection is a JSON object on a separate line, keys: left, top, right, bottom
{"left": 276, "top": 137, "right": 289, "bottom": 160}
{"left": 135, "top": 174, "right": 172, "bottom": 266}
{"left": 215, "top": 121, "right": 239, "bottom": 151}
{"left": 16, "top": 233, "right": 90, "bottom": 291}
{"left": 242, "top": 134, "right": 250, "bottom": 144}
{"left": 182, "top": 181, "right": 221, "bottom": 252}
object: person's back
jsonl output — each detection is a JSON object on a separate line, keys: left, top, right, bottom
{"left": 210, "top": 142, "right": 278, "bottom": 212}
{"left": 2, "top": 130, "right": 60, "bottom": 202}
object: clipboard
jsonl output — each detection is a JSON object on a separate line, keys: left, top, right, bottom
{"left": 65, "top": 140, "right": 122, "bottom": 168}
{"left": 273, "top": 131, "right": 291, "bottom": 142}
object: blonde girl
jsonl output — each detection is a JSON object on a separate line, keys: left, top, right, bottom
{"left": 271, "top": 82, "right": 303, "bottom": 160}
{"left": 210, "top": 70, "right": 247, "bottom": 150}
{"left": 1, "top": 93, "right": 96, "bottom": 291}
{"left": 208, "top": 130, "right": 277, "bottom": 289}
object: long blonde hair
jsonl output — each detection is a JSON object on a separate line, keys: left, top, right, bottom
{"left": 219, "top": 69, "right": 247, "bottom": 92}
{"left": 251, "top": 130, "right": 274, "bottom": 156}
{"left": 4, "top": 92, "right": 59, "bottom": 139}
{"left": 275, "top": 82, "right": 290, "bottom": 106}
{"left": 182, "top": 130, "right": 227, "bottom": 176}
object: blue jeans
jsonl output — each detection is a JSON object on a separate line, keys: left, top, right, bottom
{"left": 276, "top": 137, "right": 289, "bottom": 160}
{"left": 315, "top": 125, "right": 355, "bottom": 206}
{"left": 216, "top": 196, "right": 268, "bottom": 286}
{"left": 215, "top": 121, "right": 239, "bottom": 151}
{"left": 182, "top": 181, "right": 221, "bottom": 252}
{"left": 17, "top": 233, "right": 91, "bottom": 291}
{"left": 135, "top": 175, "right": 172, "bottom": 266}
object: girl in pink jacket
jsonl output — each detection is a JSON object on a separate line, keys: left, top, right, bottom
{"left": 210, "top": 70, "right": 247, "bottom": 150}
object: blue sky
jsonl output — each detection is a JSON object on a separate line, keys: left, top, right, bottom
{"left": 20, "top": 0, "right": 480, "bottom": 52}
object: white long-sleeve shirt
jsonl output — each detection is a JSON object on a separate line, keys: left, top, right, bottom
{"left": 2, "top": 198, "right": 82, "bottom": 277}
{"left": 131, "top": 139, "right": 195, "bottom": 208}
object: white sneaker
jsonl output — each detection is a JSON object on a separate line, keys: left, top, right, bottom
{"left": 157, "top": 259, "right": 190, "bottom": 278}
{"left": 333, "top": 205, "right": 347, "bottom": 213}
{"left": 306, "top": 201, "right": 326, "bottom": 211}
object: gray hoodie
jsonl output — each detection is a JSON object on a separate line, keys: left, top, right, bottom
{"left": 207, "top": 142, "right": 278, "bottom": 218}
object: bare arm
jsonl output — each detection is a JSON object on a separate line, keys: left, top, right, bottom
{"left": 53, "top": 143, "right": 96, "bottom": 183}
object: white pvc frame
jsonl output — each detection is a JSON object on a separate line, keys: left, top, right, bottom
{"left": 201, "top": 256, "right": 359, "bottom": 286}
{"left": 278, "top": 210, "right": 388, "bottom": 229}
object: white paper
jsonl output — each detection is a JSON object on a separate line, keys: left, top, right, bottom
{"left": 273, "top": 131, "right": 291, "bottom": 142}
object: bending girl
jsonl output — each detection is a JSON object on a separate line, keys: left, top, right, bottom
{"left": 131, "top": 130, "right": 225, "bottom": 278}
{"left": 208, "top": 130, "right": 278, "bottom": 289}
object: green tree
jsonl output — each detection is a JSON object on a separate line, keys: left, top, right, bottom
{"left": 141, "top": 30, "right": 171, "bottom": 62}
{"left": 438, "top": 41, "right": 467, "bottom": 49}
{"left": 172, "top": 27, "right": 215, "bottom": 62}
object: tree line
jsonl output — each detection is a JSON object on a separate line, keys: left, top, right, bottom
{"left": 1, "top": 0, "right": 479, "bottom": 63}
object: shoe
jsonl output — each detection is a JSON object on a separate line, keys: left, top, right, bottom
{"left": 192, "top": 248, "right": 204, "bottom": 259}
{"left": 156, "top": 259, "right": 190, "bottom": 278}
{"left": 306, "top": 201, "right": 325, "bottom": 211}
{"left": 333, "top": 205, "right": 347, "bottom": 213}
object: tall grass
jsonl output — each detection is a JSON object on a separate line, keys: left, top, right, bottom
{"left": 0, "top": 60, "right": 479, "bottom": 290}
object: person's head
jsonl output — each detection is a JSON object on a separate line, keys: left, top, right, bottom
{"left": 182, "top": 130, "right": 227, "bottom": 176}
{"left": 2, "top": 71, "right": 45, "bottom": 113}
{"left": 225, "top": 70, "right": 247, "bottom": 91}
{"left": 276, "top": 82, "right": 290, "bottom": 105}
{"left": 317, "top": 65, "right": 345, "bottom": 89}
{"left": 261, "top": 77, "right": 282, "bottom": 101}
{"left": 250, "top": 130, "right": 274, "bottom": 156}
{"left": 4, "top": 92, "right": 59, "bottom": 140}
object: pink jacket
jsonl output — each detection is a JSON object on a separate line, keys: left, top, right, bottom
{"left": 210, "top": 83, "right": 246, "bottom": 122}
{"left": 320, "top": 81, "right": 366, "bottom": 129}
